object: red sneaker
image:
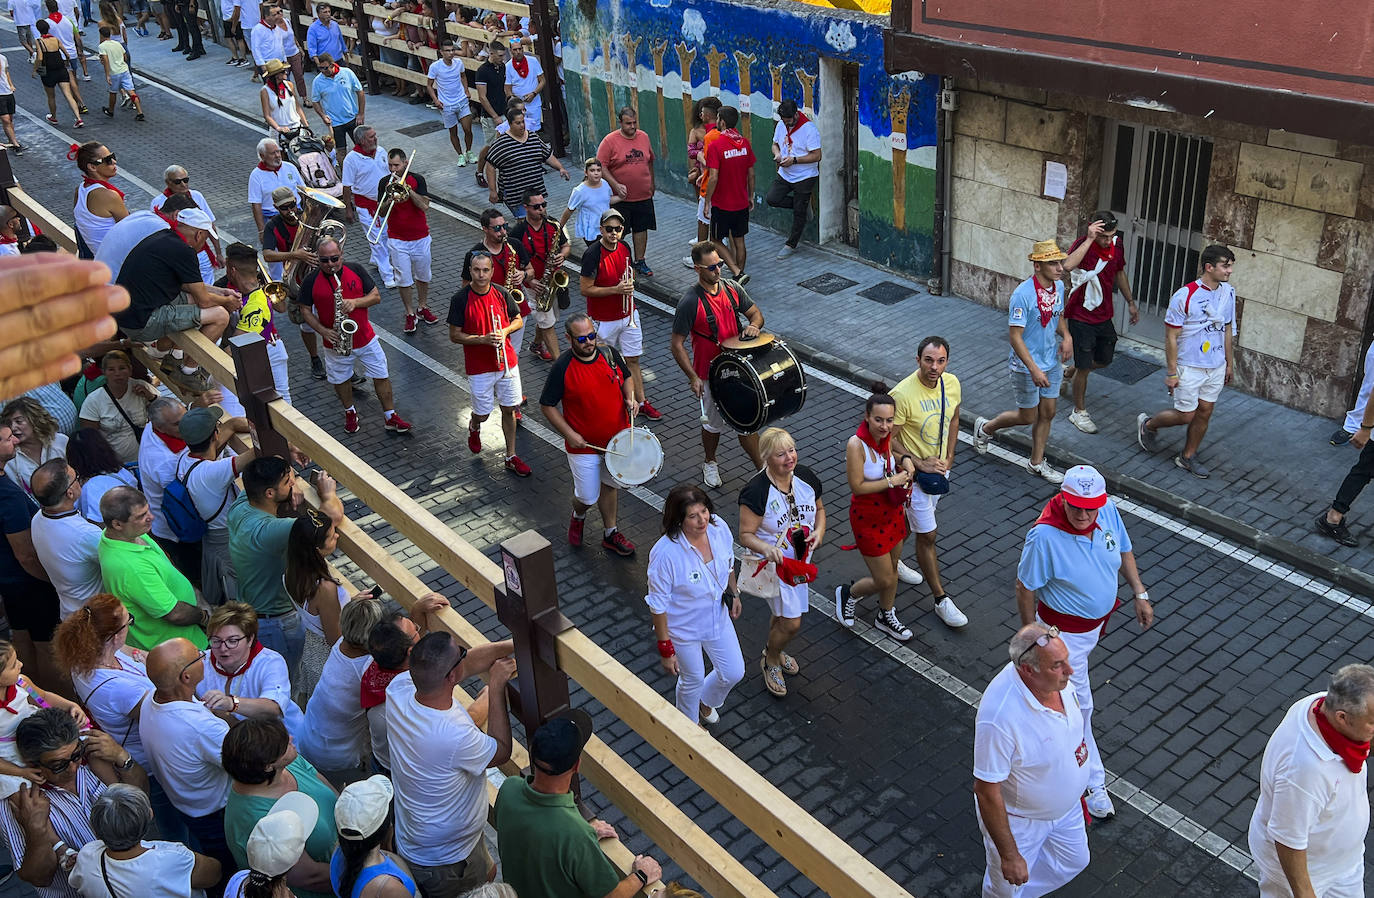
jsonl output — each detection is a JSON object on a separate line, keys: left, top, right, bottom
{"left": 467, "top": 427, "right": 481, "bottom": 453}
{"left": 385, "top": 412, "right": 412, "bottom": 433}
{"left": 403, "top": 314, "right": 417, "bottom": 334}
{"left": 418, "top": 307, "right": 439, "bottom": 325}
{"left": 514, "top": 408, "right": 523, "bottom": 423}
{"left": 344, "top": 409, "right": 359, "bottom": 433}
{"left": 568, "top": 514, "right": 584, "bottom": 547}
{"left": 533, "top": 343, "right": 554, "bottom": 362}
{"left": 504, "top": 455, "right": 532, "bottom": 477}
{"left": 602, "top": 529, "right": 636, "bottom": 557}
{"left": 639, "top": 400, "right": 663, "bottom": 421}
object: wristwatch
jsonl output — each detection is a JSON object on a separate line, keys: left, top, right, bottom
{"left": 633, "top": 869, "right": 649, "bottom": 886}
{"left": 230, "top": 695, "right": 241, "bottom": 714}
{"left": 1134, "top": 591, "right": 1150, "bottom": 602}
{"left": 117, "top": 754, "right": 135, "bottom": 771}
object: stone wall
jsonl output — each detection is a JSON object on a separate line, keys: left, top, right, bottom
{"left": 945, "top": 79, "right": 1374, "bottom": 418}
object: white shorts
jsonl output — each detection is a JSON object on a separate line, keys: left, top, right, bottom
{"left": 387, "top": 235, "right": 432, "bottom": 288}
{"left": 1173, "top": 363, "right": 1225, "bottom": 413}
{"left": 323, "top": 335, "right": 388, "bottom": 385}
{"left": 469, "top": 367, "right": 522, "bottom": 416}
{"left": 595, "top": 310, "right": 642, "bottom": 357}
{"left": 523, "top": 98, "right": 543, "bottom": 132}
{"left": 567, "top": 449, "right": 616, "bottom": 506}
{"left": 696, "top": 196, "right": 710, "bottom": 226}
{"left": 904, "top": 486, "right": 944, "bottom": 535}
{"left": 765, "top": 580, "right": 809, "bottom": 619}
{"left": 441, "top": 96, "right": 471, "bottom": 128}
{"left": 532, "top": 303, "right": 557, "bottom": 329}
{"left": 700, "top": 381, "right": 727, "bottom": 435}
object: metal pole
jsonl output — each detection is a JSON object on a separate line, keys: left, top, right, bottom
{"left": 528, "top": 0, "right": 568, "bottom": 156}
{"left": 228, "top": 334, "right": 291, "bottom": 460}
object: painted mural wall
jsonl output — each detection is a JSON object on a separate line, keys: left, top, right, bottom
{"left": 558, "top": 0, "right": 938, "bottom": 276}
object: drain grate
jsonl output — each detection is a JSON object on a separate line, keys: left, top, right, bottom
{"left": 1096, "top": 353, "right": 1160, "bottom": 385}
{"left": 857, "top": 280, "right": 917, "bottom": 305}
{"left": 397, "top": 120, "right": 445, "bottom": 137}
{"left": 798, "top": 273, "right": 859, "bottom": 295}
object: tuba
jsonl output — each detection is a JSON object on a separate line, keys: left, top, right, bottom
{"left": 283, "top": 188, "right": 348, "bottom": 301}
{"left": 328, "top": 270, "right": 358, "bottom": 356}
{"left": 534, "top": 223, "right": 570, "bottom": 313}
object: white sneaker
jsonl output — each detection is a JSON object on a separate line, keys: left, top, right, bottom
{"left": 1085, "top": 786, "right": 1115, "bottom": 819}
{"left": 896, "top": 560, "right": 924, "bottom": 585}
{"left": 972, "top": 416, "right": 992, "bottom": 454}
{"left": 1028, "top": 461, "right": 1065, "bottom": 484}
{"left": 933, "top": 596, "right": 968, "bottom": 628}
{"left": 702, "top": 461, "right": 722, "bottom": 487}
{"left": 1068, "top": 409, "right": 1099, "bottom": 434}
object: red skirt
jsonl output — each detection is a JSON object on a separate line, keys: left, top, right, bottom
{"left": 847, "top": 493, "right": 908, "bottom": 557}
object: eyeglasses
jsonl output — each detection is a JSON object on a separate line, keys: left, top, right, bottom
{"left": 695, "top": 262, "right": 723, "bottom": 272}
{"left": 571, "top": 333, "right": 597, "bottom": 344}
{"left": 1015, "top": 626, "right": 1061, "bottom": 667}
{"left": 40, "top": 741, "right": 89, "bottom": 774}
{"left": 446, "top": 645, "right": 469, "bottom": 680}
{"left": 602, "top": 225, "right": 623, "bottom": 233}
{"left": 319, "top": 255, "right": 341, "bottom": 263}
{"left": 486, "top": 223, "right": 507, "bottom": 231}
{"left": 527, "top": 202, "right": 547, "bottom": 209}
{"left": 98, "top": 153, "right": 117, "bottom": 165}
{"left": 180, "top": 650, "right": 206, "bottom": 680}
{"left": 119, "top": 613, "right": 135, "bottom": 631}
{"left": 208, "top": 634, "right": 248, "bottom": 650}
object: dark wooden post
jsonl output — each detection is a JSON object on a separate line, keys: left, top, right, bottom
{"left": 352, "top": 0, "right": 380, "bottom": 93}
{"left": 529, "top": 0, "right": 568, "bottom": 156}
{"left": 288, "top": 0, "right": 308, "bottom": 58}
{"left": 228, "top": 334, "right": 291, "bottom": 460}
{"left": 0, "top": 149, "right": 14, "bottom": 206}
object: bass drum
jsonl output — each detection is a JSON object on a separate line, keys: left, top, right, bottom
{"left": 707, "top": 341, "right": 807, "bottom": 435}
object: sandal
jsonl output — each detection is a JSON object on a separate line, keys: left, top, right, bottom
{"left": 779, "top": 651, "right": 799, "bottom": 676}
{"left": 760, "top": 656, "right": 787, "bottom": 697}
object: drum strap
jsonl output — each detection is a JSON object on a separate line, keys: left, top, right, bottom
{"left": 694, "top": 282, "right": 742, "bottom": 346}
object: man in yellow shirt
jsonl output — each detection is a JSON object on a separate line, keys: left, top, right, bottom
{"left": 96, "top": 25, "right": 143, "bottom": 121}
{"left": 224, "top": 242, "right": 292, "bottom": 405}
{"left": 889, "top": 335, "right": 968, "bottom": 629}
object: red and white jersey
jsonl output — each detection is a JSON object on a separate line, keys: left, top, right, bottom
{"left": 447, "top": 285, "right": 520, "bottom": 376}
{"left": 297, "top": 264, "right": 376, "bottom": 350}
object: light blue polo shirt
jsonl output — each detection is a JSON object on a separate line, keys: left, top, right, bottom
{"left": 1017, "top": 498, "right": 1132, "bottom": 619}
{"left": 309, "top": 67, "right": 363, "bottom": 123}
{"left": 1007, "top": 276, "right": 1063, "bottom": 374}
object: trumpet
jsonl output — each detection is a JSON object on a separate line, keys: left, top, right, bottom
{"left": 534, "top": 224, "right": 570, "bottom": 313}
{"left": 620, "top": 264, "right": 638, "bottom": 329}
{"left": 491, "top": 308, "right": 510, "bottom": 377}
{"left": 328, "top": 270, "right": 358, "bottom": 356}
{"left": 365, "top": 149, "right": 416, "bottom": 245}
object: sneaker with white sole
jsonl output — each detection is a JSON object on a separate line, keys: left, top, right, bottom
{"left": 874, "top": 607, "right": 913, "bottom": 642}
{"left": 1068, "top": 409, "right": 1098, "bottom": 434}
{"left": 835, "top": 585, "right": 857, "bottom": 628}
{"left": 699, "top": 705, "right": 719, "bottom": 725}
{"left": 972, "top": 416, "right": 992, "bottom": 454}
{"left": 933, "top": 596, "right": 968, "bottom": 628}
{"left": 1028, "top": 461, "right": 1065, "bottom": 484}
{"left": 1136, "top": 412, "right": 1159, "bottom": 452}
{"left": 1085, "top": 786, "right": 1115, "bottom": 819}
{"left": 896, "top": 560, "right": 924, "bottom": 585}
{"left": 702, "top": 461, "right": 722, "bottom": 487}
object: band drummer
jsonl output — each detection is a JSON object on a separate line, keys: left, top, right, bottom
{"left": 509, "top": 189, "right": 571, "bottom": 363}
{"left": 376, "top": 147, "right": 439, "bottom": 333}
{"left": 539, "top": 313, "right": 639, "bottom": 557}
{"left": 671, "top": 240, "right": 765, "bottom": 488}
{"left": 448, "top": 250, "right": 531, "bottom": 478}
{"left": 295, "top": 238, "right": 412, "bottom": 436}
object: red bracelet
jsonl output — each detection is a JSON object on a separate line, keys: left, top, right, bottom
{"left": 656, "top": 640, "right": 675, "bottom": 658}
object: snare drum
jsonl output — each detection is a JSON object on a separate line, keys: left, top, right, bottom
{"left": 603, "top": 426, "right": 663, "bottom": 487}
{"left": 707, "top": 340, "right": 807, "bottom": 434}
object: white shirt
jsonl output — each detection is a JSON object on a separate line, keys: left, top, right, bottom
{"left": 150, "top": 188, "right": 215, "bottom": 223}
{"left": 386, "top": 672, "right": 497, "bottom": 865}
{"left": 8, "top": 0, "right": 37, "bottom": 27}
{"left": 78, "top": 382, "right": 152, "bottom": 464}
{"left": 30, "top": 509, "right": 103, "bottom": 619}
{"left": 0, "top": 53, "right": 11, "bottom": 96}
{"left": 974, "top": 663, "right": 1089, "bottom": 820}
{"left": 73, "top": 655, "right": 152, "bottom": 767}
{"left": 645, "top": 518, "right": 736, "bottom": 642}
{"left": 261, "top": 80, "right": 303, "bottom": 131}
{"left": 138, "top": 694, "right": 232, "bottom": 818}
{"left": 505, "top": 54, "right": 543, "bottom": 105}
{"left": 234, "top": 0, "right": 259, "bottom": 29}
{"left": 1164, "top": 279, "right": 1237, "bottom": 370}
{"left": 138, "top": 423, "right": 183, "bottom": 542}
{"left": 196, "top": 645, "right": 305, "bottom": 738}
{"left": 46, "top": 13, "right": 77, "bottom": 56}
{"left": 1248, "top": 693, "right": 1371, "bottom": 891}
{"left": 248, "top": 162, "right": 304, "bottom": 217}
{"left": 341, "top": 148, "right": 389, "bottom": 203}
{"left": 772, "top": 118, "right": 822, "bottom": 183}
{"left": 249, "top": 21, "right": 284, "bottom": 65}
{"left": 426, "top": 58, "right": 467, "bottom": 106}
{"left": 5, "top": 435, "right": 67, "bottom": 497}
{"left": 297, "top": 640, "right": 372, "bottom": 771}
{"left": 277, "top": 21, "right": 300, "bottom": 56}
{"left": 77, "top": 469, "right": 138, "bottom": 524}
{"left": 172, "top": 452, "right": 238, "bottom": 531}
{"left": 69, "top": 840, "right": 204, "bottom": 898}
{"left": 95, "top": 211, "right": 170, "bottom": 283}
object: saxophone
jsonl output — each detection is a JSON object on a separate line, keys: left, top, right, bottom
{"left": 534, "top": 223, "right": 570, "bottom": 313}
{"left": 503, "top": 243, "right": 525, "bottom": 308}
{"left": 328, "top": 270, "right": 358, "bottom": 356}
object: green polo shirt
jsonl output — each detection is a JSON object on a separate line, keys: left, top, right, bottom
{"left": 493, "top": 776, "right": 622, "bottom": 898}
{"left": 226, "top": 493, "right": 296, "bottom": 616}
{"left": 97, "top": 533, "right": 207, "bottom": 651}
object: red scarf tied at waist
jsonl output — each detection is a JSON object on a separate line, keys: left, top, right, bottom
{"left": 211, "top": 638, "right": 266, "bottom": 687}
{"left": 511, "top": 54, "right": 529, "bottom": 79}
{"left": 1313, "top": 696, "right": 1371, "bottom": 773}
{"left": 1034, "top": 493, "right": 1099, "bottom": 537}
{"left": 359, "top": 661, "right": 404, "bottom": 710}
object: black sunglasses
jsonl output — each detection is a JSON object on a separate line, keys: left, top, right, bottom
{"left": 319, "top": 254, "right": 342, "bottom": 263}
{"left": 446, "top": 645, "right": 469, "bottom": 679}
{"left": 602, "top": 225, "right": 623, "bottom": 233}
{"left": 170, "top": 177, "right": 190, "bottom": 185}
{"left": 695, "top": 262, "right": 723, "bottom": 272}
{"left": 40, "top": 741, "right": 89, "bottom": 774}
{"left": 526, "top": 202, "right": 547, "bottom": 209}
{"left": 120, "top": 612, "right": 135, "bottom": 631}
{"left": 180, "top": 650, "right": 206, "bottom": 680}
{"left": 98, "top": 153, "right": 117, "bottom": 165}
{"left": 572, "top": 333, "right": 597, "bottom": 344}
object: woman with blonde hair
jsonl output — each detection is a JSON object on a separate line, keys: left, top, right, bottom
{"left": 738, "top": 427, "right": 825, "bottom": 698}
{"left": 2, "top": 396, "right": 68, "bottom": 495}
{"left": 78, "top": 350, "right": 157, "bottom": 465}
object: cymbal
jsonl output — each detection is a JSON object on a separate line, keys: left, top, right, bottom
{"left": 720, "top": 331, "right": 776, "bottom": 351}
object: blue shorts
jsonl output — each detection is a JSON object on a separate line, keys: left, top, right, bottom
{"left": 128, "top": 0, "right": 148, "bottom": 11}
{"left": 1011, "top": 366, "right": 1062, "bottom": 409}
{"left": 108, "top": 71, "right": 134, "bottom": 93}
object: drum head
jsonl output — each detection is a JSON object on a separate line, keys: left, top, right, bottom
{"left": 708, "top": 342, "right": 807, "bottom": 435}
{"left": 719, "top": 332, "right": 776, "bottom": 352}
{"left": 603, "top": 427, "right": 663, "bottom": 486}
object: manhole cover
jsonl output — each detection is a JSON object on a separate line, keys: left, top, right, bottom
{"left": 397, "top": 120, "right": 445, "bottom": 137}
{"left": 1097, "top": 353, "right": 1159, "bottom": 385}
{"left": 857, "top": 280, "right": 917, "bottom": 304}
{"left": 798, "top": 273, "right": 858, "bottom": 295}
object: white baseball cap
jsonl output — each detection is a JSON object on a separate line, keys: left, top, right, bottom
{"left": 335, "top": 775, "right": 394, "bottom": 840}
{"left": 174, "top": 207, "right": 220, "bottom": 241}
{"left": 247, "top": 791, "right": 319, "bottom": 877}
{"left": 1061, "top": 464, "right": 1107, "bottom": 509}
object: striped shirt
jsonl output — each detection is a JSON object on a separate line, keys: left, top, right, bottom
{"left": 484, "top": 132, "right": 550, "bottom": 206}
{"left": 0, "top": 766, "right": 107, "bottom": 898}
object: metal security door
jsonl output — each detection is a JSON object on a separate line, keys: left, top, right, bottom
{"left": 1100, "top": 124, "right": 1213, "bottom": 341}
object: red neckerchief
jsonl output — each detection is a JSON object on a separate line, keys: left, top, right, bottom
{"left": 0, "top": 235, "right": 16, "bottom": 246}
{"left": 1034, "top": 494, "right": 1099, "bottom": 537}
{"left": 359, "top": 661, "right": 404, "bottom": 710}
{"left": 154, "top": 208, "right": 218, "bottom": 268}
{"left": 721, "top": 127, "right": 742, "bottom": 142}
{"left": 47, "top": 11, "right": 61, "bottom": 22}
{"left": 854, "top": 420, "right": 893, "bottom": 471}
{"left": 83, "top": 177, "right": 125, "bottom": 201}
{"left": 784, "top": 111, "right": 810, "bottom": 140}
{"left": 1313, "top": 697, "right": 1371, "bottom": 773}
{"left": 1, "top": 683, "right": 18, "bottom": 714}
{"left": 257, "top": 161, "right": 280, "bottom": 172}
{"left": 162, "top": 188, "right": 176, "bottom": 198}
{"left": 267, "top": 75, "right": 288, "bottom": 101}
{"left": 152, "top": 428, "right": 187, "bottom": 453}
{"left": 511, "top": 54, "right": 529, "bottom": 79}
{"left": 211, "top": 639, "right": 266, "bottom": 694}
{"left": 351, "top": 145, "right": 375, "bottom": 158}
{"left": 1034, "top": 276, "right": 1057, "bottom": 327}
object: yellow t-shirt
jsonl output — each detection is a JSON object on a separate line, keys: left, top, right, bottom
{"left": 238, "top": 288, "right": 279, "bottom": 341}
{"left": 98, "top": 39, "right": 128, "bottom": 76}
{"left": 891, "top": 370, "right": 961, "bottom": 459}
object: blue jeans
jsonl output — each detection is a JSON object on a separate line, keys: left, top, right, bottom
{"left": 257, "top": 609, "right": 305, "bottom": 678}
{"left": 177, "top": 806, "right": 233, "bottom": 891}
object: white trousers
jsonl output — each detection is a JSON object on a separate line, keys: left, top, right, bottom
{"left": 977, "top": 803, "right": 1088, "bottom": 898}
{"left": 267, "top": 337, "right": 291, "bottom": 406}
{"left": 1257, "top": 859, "right": 1364, "bottom": 898}
{"left": 1038, "top": 619, "right": 1105, "bottom": 792}
{"left": 673, "top": 625, "right": 744, "bottom": 723}
{"left": 1342, "top": 340, "right": 1374, "bottom": 434}
{"left": 356, "top": 205, "right": 392, "bottom": 276}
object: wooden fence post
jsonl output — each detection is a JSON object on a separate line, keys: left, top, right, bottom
{"left": 352, "top": 0, "right": 380, "bottom": 93}
{"left": 528, "top": 0, "right": 568, "bottom": 156}
{"left": 228, "top": 334, "right": 291, "bottom": 460}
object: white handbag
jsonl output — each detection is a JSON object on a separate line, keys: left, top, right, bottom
{"left": 738, "top": 555, "right": 779, "bottom": 599}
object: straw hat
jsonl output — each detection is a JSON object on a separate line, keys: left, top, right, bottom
{"left": 263, "top": 58, "right": 288, "bottom": 76}
{"left": 1027, "top": 240, "right": 1068, "bottom": 262}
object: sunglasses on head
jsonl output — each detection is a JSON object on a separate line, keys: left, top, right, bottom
{"left": 1016, "top": 626, "right": 1061, "bottom": 667}
{"left": 319, "top": 254, "right": 341, "bottom": 263}
{"left": 170, "top": 177, "right": 190, "bottom": 185}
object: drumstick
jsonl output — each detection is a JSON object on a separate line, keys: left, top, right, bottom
{"left": 699, "top": 394, "right": 709, "bottom": 425}
{"left": 583, "top": 443, "right": 628, "bottom": 457}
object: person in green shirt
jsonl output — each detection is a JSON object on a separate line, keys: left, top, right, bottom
{"left": 227, "top": 457, "right": 343, "bottom": 674}
{"left": 97, "top": 485, "right": 208, "bottom": 651}
{"left": 493, "top": 710, "right": 663, "bottom": 898}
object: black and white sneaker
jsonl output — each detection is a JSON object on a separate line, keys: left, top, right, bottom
{"left": 835, "top": 585, "right": 857, "bottom": 628}
{"left": 875, "top": 607, "right": 913, "bottom": 642}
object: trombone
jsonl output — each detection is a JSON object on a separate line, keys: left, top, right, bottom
{"left": 256, "top": 256, "right": 288, "bottom": 310}
{"left": 365, "top": 149, "right": 416, "bottom": 245}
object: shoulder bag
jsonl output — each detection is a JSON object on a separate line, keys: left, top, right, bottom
{"left": 915, "top": 376, "right": 951, "bottom": 495}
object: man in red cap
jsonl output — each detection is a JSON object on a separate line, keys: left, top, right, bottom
{"left": 1014, "top": 464, "right": 1153, "bottom": 820}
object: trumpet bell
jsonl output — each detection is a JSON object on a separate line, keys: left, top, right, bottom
{"left": 263, "top": 282, "right": 289, "bottom": 305}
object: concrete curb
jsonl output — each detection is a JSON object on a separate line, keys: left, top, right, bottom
{"left": 146, "top": 68, "right": 1374, "bottom": 600}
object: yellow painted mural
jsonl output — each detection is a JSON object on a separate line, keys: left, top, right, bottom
{"left": 791, "top": 0, "right": 890, "bottom": 14}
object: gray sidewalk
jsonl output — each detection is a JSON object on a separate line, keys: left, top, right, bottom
{"left": 124, "top": 33, "right": 1374, "bottom": 594}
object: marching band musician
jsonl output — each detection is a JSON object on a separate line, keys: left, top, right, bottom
{"left": 341, "top": 125, "right": 396, "bottom": 288}
{"left": 376, "top": 147, "right": 439, "bottom": 335}
{"left": 508, "top": 189, "right": 571, "bottom": 363}
{"left": 258, "top": 187, "right": 325, "bottom": 380}
{"left": 295, "top": 238, "right": 412, "bottom": 436}
{"left": 447, "top": 250, "right": 532, "bottom": 478}
{"left": 222, "top": 242, "right": 292, "bottom": 405}
{"left": 462, "top": 209, "right": 536, "bottom": 417}
{"left": 578, "top": 208, "right": 662, "bottom": 421}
